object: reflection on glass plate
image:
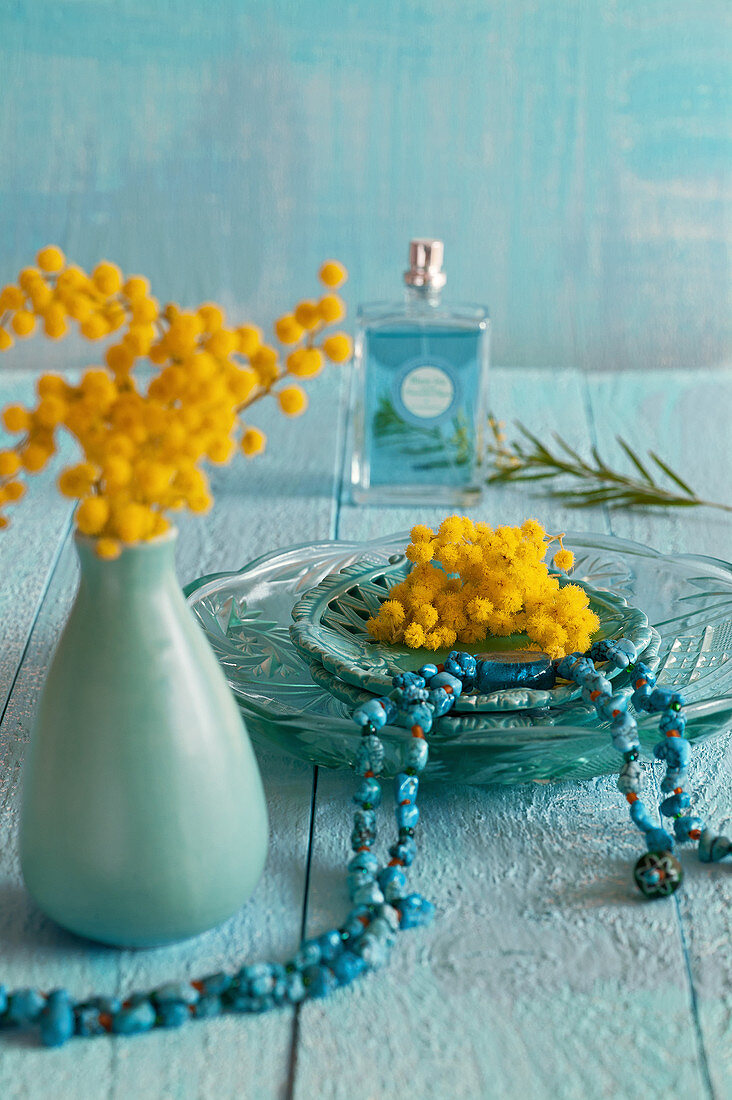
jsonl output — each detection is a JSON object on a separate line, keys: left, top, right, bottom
{"left": 185, "top": 532, "right": 732, "bottom": 784}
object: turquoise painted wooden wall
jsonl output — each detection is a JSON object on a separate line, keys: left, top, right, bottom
{"left": 1, "top": 0, "right": 730, "bottom": 371}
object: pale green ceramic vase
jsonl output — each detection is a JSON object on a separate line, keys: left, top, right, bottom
{"left": 20, "top": 531, "right": 269, "bottom": 948}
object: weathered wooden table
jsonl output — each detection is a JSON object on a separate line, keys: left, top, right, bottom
{"left": 1, "top": 364, "right": 730, "bottom": 1100}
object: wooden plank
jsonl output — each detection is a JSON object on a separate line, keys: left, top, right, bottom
{"left": 294, "top": 368, "right": 706, "bottom": 1098}
{"left": 0, "top": 368, "right": 346, "bottom": 1098}
{"left": 584, "top": 367, "right": 732, "bottom": 1100}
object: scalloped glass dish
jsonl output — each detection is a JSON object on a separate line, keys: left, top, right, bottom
{"left": 185, "top": 533, "right": 732, "bottom": 785}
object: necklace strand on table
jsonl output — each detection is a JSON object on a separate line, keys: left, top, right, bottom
{"left": 0, "top": 725, "right": 433, "bottom": 1046}
{"left": 352, "top": 638, "right": 731, "bottom": 900}
{"left": 2, "top": 637, "right": 730, "bottom": 1048}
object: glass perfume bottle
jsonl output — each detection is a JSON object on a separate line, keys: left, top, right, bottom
{"left": 350, "top": 239, "right": 489, "bottom": 505}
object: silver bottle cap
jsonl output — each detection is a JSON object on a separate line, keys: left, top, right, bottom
{"left": 404, "top": 238, "right": 446, "bottom": 290}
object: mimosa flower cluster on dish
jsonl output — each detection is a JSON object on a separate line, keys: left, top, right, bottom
{"left": 0, "top": 249, "right": 351, "bottom": 557}
{"left": 366, "top": 516, "right": 600, "bottom": 659}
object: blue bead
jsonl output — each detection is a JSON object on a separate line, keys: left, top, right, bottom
{"left": 555, "top": 652, "right": 587, "bottom": 679}
{"left": 6, "top": 989, "right": 46, "bottom": 1026}
{"left": 418, "top": 664, "right": 439, "bottom": 682}
{"left": 596, "top": 692, "right": 628, "bottom": 720}
{"left": 72, "top": 997, "right": 120, "bottom": 1036}
{"left": 427, "top": 688, "right": 454, "bottom": 717}
{"left": 272, "top": 979, "right": 288, "bottom": 1006}
{"left": 588, "top": 639, "right": 612, "bottom": 662}
{"left": 237, "top": 961, "right": 274, "bottom": 986}
{"left": 654, "top": 738, "right": 690, "bottom": 769}
{"left": 304, "top": 965, "right": 338, "bottom": 999}
{"left": 353, "top": 777, "right": 382, "bottom": 808}
{"left": 611, "top": 710, "right": 638, "bottom": 735}
{"left": 613, "top": 734, "right": 641, "bottom": 755}
{"left": 223, "top": 988, "right": 256, "bottom": 1013}
{"left": 368, "top": 917, "right": 398, "bottom": 946}
{"left": 153, "top": 981, "right": 199, "bottom": 1006}
{"left": 591, "top": 639, "right": 636, "bottom": 669}
{"left": 293, "top": 940, "right": 321, "bottom": 970}
{"left": 378, "top": 865, "right": 405, "bottom": 887}
{"left": 285, "top": 972, "right": 307, "bottom": 1003}
{"left": 405, "top": 739, "right": 429, "bottom": 772}
{"left": 113, "top": 1000, "right": 156, "bottom": 1035}
{"left": 351, "top": 880, "right": 385, "bottom": 906}
{"left": 584, "top": 671, "right": 612, "bottom": 692}
{"left": 646, "top": 827, "right": 674, "bottom": 852}
{"left": 393, "top": 684, "right": 429, "bottom": 708}
{"left": 347, "top": 869, "right": 374, "bottom": 895}
{"left": 194, "top": 994, "right": 222, "bottom": 1018}
{"left": 389, "top": 837, "right": 417, "bottom": 865}
{"left": 341, "top": 904, "right": 370, "bottom": 938}
{"left": 250, "top": 973, "right": 275, "bottom": 998}
{"left": 477, "top": 652, "right": 555, "bottom": 692}
{"left": 444, "top": 651, "right": 478, "bottom": 690}
{"left": 430, "top": 672, "right": 463, "bottom": 696}
{"left": 615, "top": 638, "right": 638, "bottom": 663}
{"left": 348, "top": 850, "right": 379, "bottom": 876}
{"left": 673, "top": 815, "right": 702, "bottom": 842}
{"left": 355, "top": 734, "right": 384, "bottom": 774}
{"left": 698, "top": 830, "right": 732, "bottom": 863}
{"left": 398, "top": 893, "right": 435, "bottom": 930}
{"left": 319, "top": 929, "right": 344, "bottom": 962}
{"left": 574, "top": 663, "right": 598, "bottom": 684}
{"left": 617, "top": 759, "right": 644, "bottom": 795}
{"left": 354, "top": 933, "right": 392, "bottom": 968}
{"left": 659, "top": 710, "right": 687, "bottom": 736}
{"left": 660, "top": 792, "right": 691, "bottom": 817}
{"left": 74, "top": 1005, "right": 102, "bottom": 1037}
{"left": 396, "top": 803, "right": 420, "bottom": 829}
{"left": 394, "top": 772, "right": 419, "bottom": 804}
{"left": 0, "top": 985, "right": 6, "bottom": 1016}
{"left": 351, "top": 808, "right": 377, "bottom": 849}
{"left": 629, "top": 799, "right": 654, "bottom": 831}
{"left": 611, "top": 711, "right": 638, "bottom": 749}
{"left": 394, "top": 700, "right": 434, "bottom": 733}
{"left": 634, "top": 662, "right": 657, "bottom": 686}
{"left": 647, "top": 689, "right": 685, "bottom": 714}
{"left": 354, "top": 808, "right": 376, "bottom": 832}
{"left": 331, "top": 951, "right": 367, "bottom": 986}
{"left": 39, "top": 990, "right": 74, "bottom": 1048}
{"left": 353, "top": 698, "right": 389, "bottom": 729}
{"left": 660, "top": 767, "right": 688, "bottom": 792}
{"left": 197, "top": 972, "right": 232, "bottom": 996}
{"left": 392, "top": 671, "right": 426, "bottom": 690}
{"left": 632, "top": 684, "right": 653, "bottom": 711}
{"left": 378, "top": 866, "right": 407, "bottom": 901}
{"left": 156, "top": 1001, "right": 189, "bottom": 1029}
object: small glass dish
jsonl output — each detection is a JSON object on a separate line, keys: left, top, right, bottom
{"left": 185, "top": 532, "right": 732, "bottom": 784}
{"left": 289, "top": 551, "right": 652, "bottom": 711}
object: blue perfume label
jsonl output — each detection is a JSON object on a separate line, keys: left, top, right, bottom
{"left": 392, "top": 355, "right": 461, "bottom": 427}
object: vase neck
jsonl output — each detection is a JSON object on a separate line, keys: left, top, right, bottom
{"left": 74, "top": 533, "right": 179, "bottom": 593}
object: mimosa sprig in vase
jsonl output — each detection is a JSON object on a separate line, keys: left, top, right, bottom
{"left": 0, "top": 246, "right": 352, "bottom": 948}
{"left": 0, "top": 246, "right": 351, "bottom": 553}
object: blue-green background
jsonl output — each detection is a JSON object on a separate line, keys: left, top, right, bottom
{"left": 1, "top": 0, "right": 730, "bottom": 370}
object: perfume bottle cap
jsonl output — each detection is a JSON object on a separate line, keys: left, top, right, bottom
{"left": 404, "top": 239, "right": 447, "bottom": 290}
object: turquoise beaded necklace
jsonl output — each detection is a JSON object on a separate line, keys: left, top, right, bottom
{"left": 1, "top": 638, "right": 729, "bottom": 1048}
{"left": 0, "top": 717, "right": 433, "bottom": 1047}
